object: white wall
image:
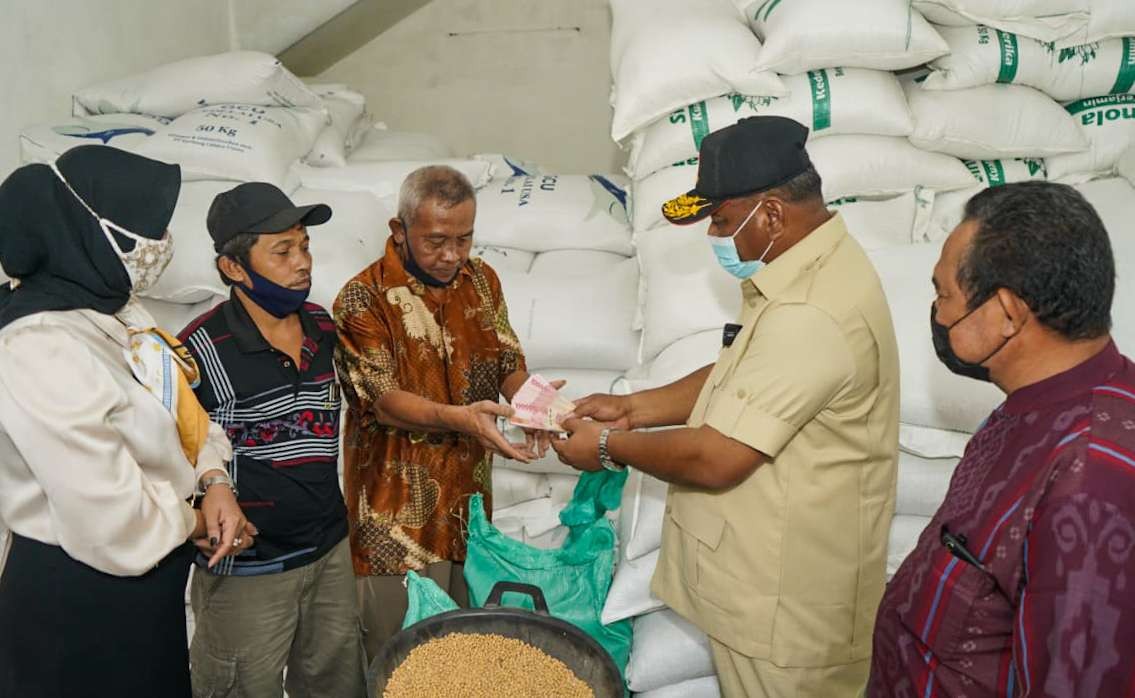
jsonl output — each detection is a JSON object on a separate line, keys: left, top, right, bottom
{"left": 231, "top": 0, "right": 358, "bottom": 55}
{"left": 0, "top": 0, "right": 232, "bottom": 178}
{"left": 318, "top": 0, "right": 621, "bottom": 175}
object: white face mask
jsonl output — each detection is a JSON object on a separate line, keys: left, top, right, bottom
{"left": 50, "top": 162, "right": 174, "bottom": 294}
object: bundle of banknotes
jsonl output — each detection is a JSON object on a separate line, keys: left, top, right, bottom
{"left": 508, "top": 374, "right": 574, "bottom": 432}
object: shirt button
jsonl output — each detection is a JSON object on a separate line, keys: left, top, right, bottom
{"left": 283, "top": 360, "right": 292, "bottom": 368}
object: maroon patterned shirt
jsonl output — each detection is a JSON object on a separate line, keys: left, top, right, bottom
{"left": 870, "top": 341, "right": 1135, "bottom": 697}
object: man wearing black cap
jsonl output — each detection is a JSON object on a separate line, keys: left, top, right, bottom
{"left": 177, "top": 183, "right": 365, "bottom": 697}
{"left": 554, "top": 116, "right": 900, "bottom": 697}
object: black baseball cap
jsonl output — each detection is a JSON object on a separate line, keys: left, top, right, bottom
{"left": 662, "top": 116, "right": 812, "bottom": 225}
{"left": 207, "top": 182, "right": 332, "bottom": 251}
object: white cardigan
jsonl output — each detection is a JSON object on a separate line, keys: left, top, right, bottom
{"left": 0, "top": 307, "right": 230, "bottom": 577}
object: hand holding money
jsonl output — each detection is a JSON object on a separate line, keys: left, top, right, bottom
{"left": 509, "top": 374, "right": 574, "bottom": 432}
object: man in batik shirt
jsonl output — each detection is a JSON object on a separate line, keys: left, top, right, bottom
{"left": 869, "top": 182, "right": 1135, "bottom": 697}
{"left": 334, "top": 165, "right": 546, "bottom": 659}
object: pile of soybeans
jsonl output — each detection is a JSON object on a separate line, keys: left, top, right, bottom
{"left": 382, "top": 632, "right": 595, "bottom": 698}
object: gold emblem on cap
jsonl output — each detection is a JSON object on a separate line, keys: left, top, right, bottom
{"left": 663, "top": 193, "right": 712, "bottom": 220}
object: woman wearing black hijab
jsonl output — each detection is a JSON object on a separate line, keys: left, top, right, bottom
{"left": 0, "top": 146, "right": 251, "bottom": 697}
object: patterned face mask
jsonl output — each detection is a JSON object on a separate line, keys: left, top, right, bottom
{"left": 50, "top": 162, "right": 174, "bottom": 294}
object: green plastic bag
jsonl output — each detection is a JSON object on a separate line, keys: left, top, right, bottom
{"left": 401, "top": 570, "right": 459, "bottom": 630}
{"left": 559, "top": 469, "right": 628, "bottom": 529}
{"left": 463, "top": 491, "right": 633, "bottom": 679}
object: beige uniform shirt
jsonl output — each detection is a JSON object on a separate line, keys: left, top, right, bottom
{"left": 651, "top": 214, "right": 899, "bottom": 668}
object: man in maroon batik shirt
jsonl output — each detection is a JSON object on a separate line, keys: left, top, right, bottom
{"left": 869, "top": 182, "right": 1135, "bottom": 698}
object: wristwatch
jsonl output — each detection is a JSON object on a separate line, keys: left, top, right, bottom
{"left": 598, "top": 428, "right": 625, "bottom": 472}
{"left": 197, "top": 473, "right": 238, "bottom": 498}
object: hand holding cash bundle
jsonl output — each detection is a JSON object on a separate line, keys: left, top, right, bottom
{"left": 509, "top": 374, "right": 574, "bottom": 432}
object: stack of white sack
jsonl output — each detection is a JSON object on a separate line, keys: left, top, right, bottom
{"left": 594, "top": 337, "right": 723, "bottom": 694}
{"left": 872, "top": 174, "right": 1135, "bottom": 576}
{"left": 618, "top": 0, "right": 969, "bottom": 265}
{"left": 138, "top": 184, "right": 395, "bottom": 314}
{"left": 491, "top": 472, "right": 582, "bottom": 551}
{"left": 16, "top": 53, "right": 415, "bottom": 324}
{"left": 914, "top": 21, "right": 1135, "bottom": 239}
{"left": 913, "top": 0, "right": 1135, "bottom": 48}
{"left": 469, "top": 167, "right": 639, "bottom": 476}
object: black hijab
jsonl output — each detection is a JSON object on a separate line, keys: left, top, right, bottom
{"left": 0, "top": 145, "right": 181, "bottom": 330}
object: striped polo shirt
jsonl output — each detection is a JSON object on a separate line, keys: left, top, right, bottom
{"left": 179, "top": 294, "right": 347, "bottom": 576}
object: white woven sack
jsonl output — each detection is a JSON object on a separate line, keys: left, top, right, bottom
{"left": 73, "top": 51, "right": 322, "bottom": 118}
{"left": 609, "top": 0, "right": 786, "bottom": 141}
{"left": 141, "top": 181, "right": 243, "bottom": 304}
{"left": 633, "top": 140, "right": 973, "bottom": 233}
{"left": 527, "top": 250, "right": 629, "bottom": 277}
{"left": 1081, "top": 1, "right": 1135, "bottom": 43}
{"left": 626, "top": 68, "right": 913, "bottom": 180}
{"left": 619, "top": 469, "right": 670, "bottom": 561}
{"left": 291, "top": 159, "right": 493, "bottom": 198}
{"left": 920, "top": 158, "right": 1048, "bottom": 241}
{"left": 497, "top": 262, "right": 640, "bottom": 371}
{"left": 491, "top": 469, "right": 551, "bottom": 510}
{"left": 304, "top": 85, "right": 367, "bottom": 168}
{"left": 471, "top": 154, "right": 544, "bottom": 177}
{"left": 914, "top": 1, "right": 1088, "bottom": 44}
{"left": 888, "top": 515, "right": 933, "bottom": 578}
{"left": 601, "top": 549, "right": 665, "bottom": 624}
{"left": 1074, "top": 178, "right": 1135, "bottom": 357}
{"left": 925, "top": 26, "right": 1135, "bottom": 102}
{"left": 896, "top": 451, "right": 959, "bottom": 517}
{"left": 137, "top": 295, "right": 226, "bottom": 336}
{"left": 637, "top": 676, "right": 722, "bottom": 698}
{"left": 899, "top": 423, "right": 973, "bottom": 459}
{"left": 474, "top": 175, "right": 632, "bottom": 255}
{"left": 19, "top": 114, "right": 169, "bottom": 165}
{"left": 1048, "top": 94, "right": 1135, "bottom": 181}
{"left": 829, "top": 193, "right": 921, "bottom": 251}
{"left": 1118, "top": 144, "right": 1135, "bottom": 185}
{"left": 867, "top": 241, "right": 1005, "bottom": 432}
{"left": 136, "top": 105, "right": 327, "bottom": 189}
{"left": 810, "top": 136, "right": 977, "bottom": 201}
{"left": 626, "top": 610, "right": 715, "bottom": 693}
{"left": 349, "top": 127, "right": 454, "bottom": 163}
{"left": 292, "top": 188, "right": 393, "bottom": 311}
{"left": 636, "top": 221, "right": 740, "bottom": 363}
{"left": 492, "top": 497, "right": 564, "bottom": 539}
{"left": 740, "top": 0, "right": 949, "bottom": 73}
{"left": 472, "top": 246, "right": 535, "bottom": 273}
{"left": 905, "top": 81, "right": 1087, "bottom": 159}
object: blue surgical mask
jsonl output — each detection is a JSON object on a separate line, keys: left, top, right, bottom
{"left": 708, "top": 201, "right": 774, "bottom": 280}
{"left": 238, "top": 266, "right": 310, "bottom": 318}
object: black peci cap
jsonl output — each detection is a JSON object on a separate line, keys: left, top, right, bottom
{"left": 207, "top": 182, "right": 331, "bottom": 251}
{"left": 662, "top": 116, "right": 812, "bottom": 225}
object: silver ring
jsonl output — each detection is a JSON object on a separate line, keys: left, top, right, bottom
{"left": 233, "top": 537, "right": 243, "bottom": 547}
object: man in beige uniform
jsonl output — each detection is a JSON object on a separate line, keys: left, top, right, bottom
{"left": 553, "top": 116, "right": 899, "bottom": 697}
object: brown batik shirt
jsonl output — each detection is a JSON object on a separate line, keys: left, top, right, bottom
{"left": 333, "top": 238, "right": 526, "bottom": 576}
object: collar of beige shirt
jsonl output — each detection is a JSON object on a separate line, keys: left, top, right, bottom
{"left": 747, "top": 212, "right": 849, "bottom": 303}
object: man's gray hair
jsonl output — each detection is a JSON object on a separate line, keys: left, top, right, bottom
{"left": 397, "top": 165, "right": 476, "bottom": 229}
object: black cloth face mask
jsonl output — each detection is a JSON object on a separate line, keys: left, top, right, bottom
{"left": 399, "top": 219, "right": 458, "bottom": 289}
{"left": 930, "top": 300, "right": 1014, "bottom": 383}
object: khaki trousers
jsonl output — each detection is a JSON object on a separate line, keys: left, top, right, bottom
{"left": 190, "top": 538, "right": 366, "bottom": 698}
{"left": 710, "top": 639, "right": 869, "bottom": 698}
{"left": 357, "top": 561, "right": 469, "bottom": 663}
